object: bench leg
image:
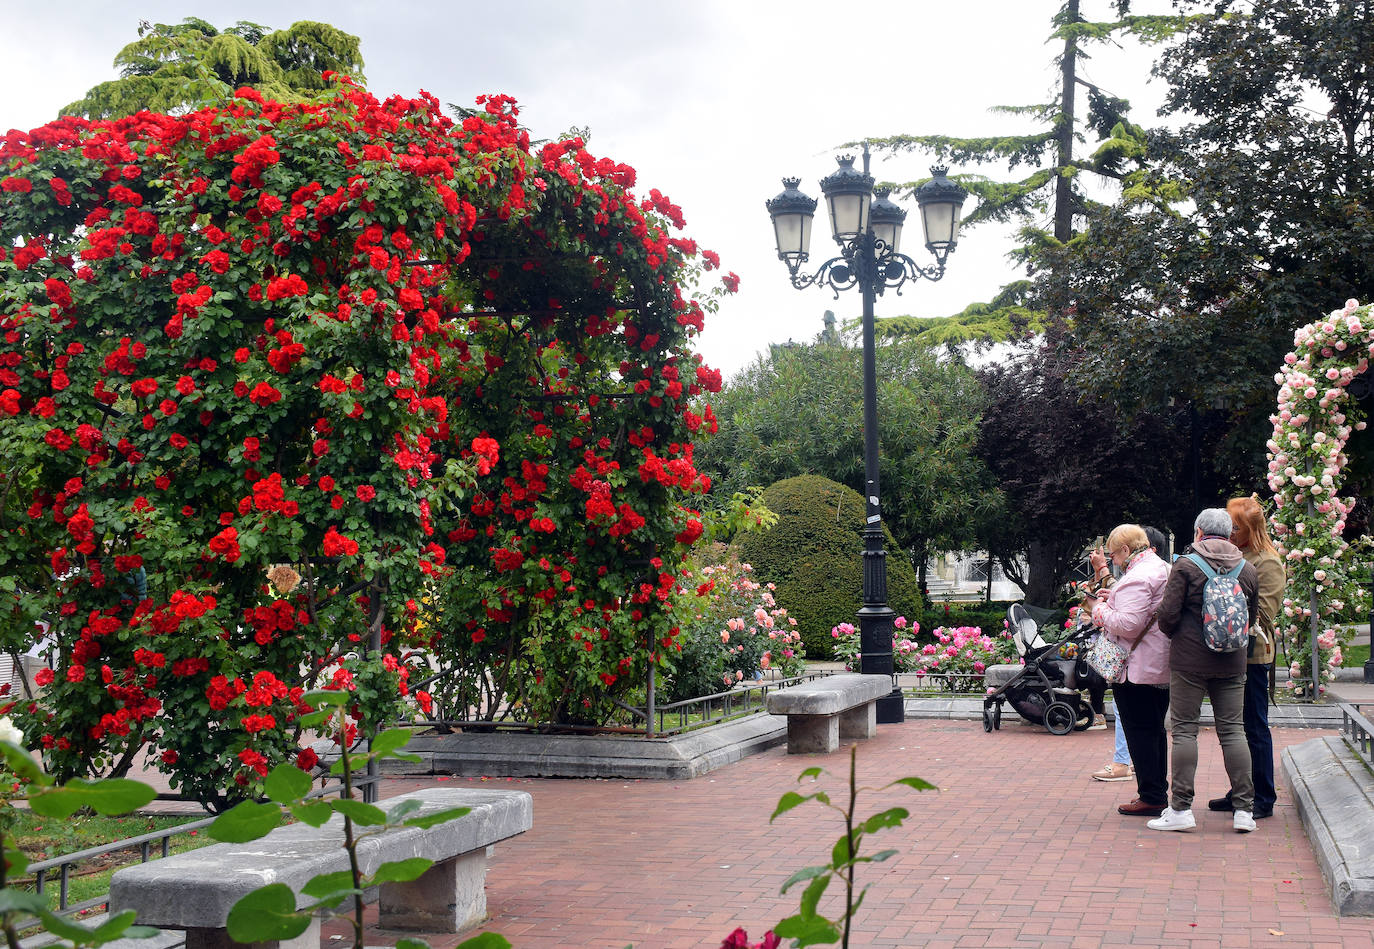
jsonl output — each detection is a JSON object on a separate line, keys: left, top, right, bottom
{"left": 184, "top": 921, "right": 318, "bottom": 949}
{"left": 378, "top": 847, "right": 489, "bottom": 932}
{"left": 786, "top": 714, "right": 839, "bottom": 754}
{"left": 838, "top": 701, "right": 876, "bottom": 740}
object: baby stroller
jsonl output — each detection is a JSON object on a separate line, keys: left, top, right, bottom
{"left": 982, "top": 602, "right": 1105, "bottom": 735}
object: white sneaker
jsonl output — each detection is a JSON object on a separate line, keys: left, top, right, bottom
{"left": 1147, "top": 807, "right": 1196, "bottom": 832}
{"left": 1234, "top": 809, "right": 1256, "bottom": 833}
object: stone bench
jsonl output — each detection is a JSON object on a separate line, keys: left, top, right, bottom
{"left": 108, "top": 787, "right": 532, "bottom": 949}
{"left": 765, "top": 673, "right": 893, "bottom": 754}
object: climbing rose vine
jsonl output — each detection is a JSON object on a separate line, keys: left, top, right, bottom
{"left": 0, "top": 79, "right": 731, "bottom": 803}
{"left": 1267, "top": 299, "right": 1371, "bottom": 689}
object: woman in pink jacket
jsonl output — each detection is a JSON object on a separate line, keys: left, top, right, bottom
{"left": 1085, "top": 524, "right": 1172, "bottom": 818}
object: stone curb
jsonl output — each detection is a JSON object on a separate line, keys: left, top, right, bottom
{"left": 905, "top": 696, "right": 1347, "bottom": 729}
{"left": 383, "top": 713, "right": 787, "bottom": 780}
{"left": 1282, "top": 735, "right": 1374, "bottom": 916}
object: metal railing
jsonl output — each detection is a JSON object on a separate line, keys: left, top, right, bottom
{"left": 1340, "top": 702, "right": 1374, "bottom": 769}
{"left": 634, "top": 673, "right": 830, "bottom": 736}
{"left": 404, "top": 668, "right": 1001, "bottom": 739}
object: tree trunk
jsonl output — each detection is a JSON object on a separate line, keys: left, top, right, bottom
{"left": 1055, "top": 0, "right": 1080, "bottom": 243}
{"left": 1023, "top": 540, "right": 1063, "bottom": 607}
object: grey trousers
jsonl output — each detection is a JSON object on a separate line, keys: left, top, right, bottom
{"left": 1167, "top": 669, "right": 1253, "bottom": 812}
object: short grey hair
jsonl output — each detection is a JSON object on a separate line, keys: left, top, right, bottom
{"left": 1195, "top": 508, "right": 1234, "bottom": 538}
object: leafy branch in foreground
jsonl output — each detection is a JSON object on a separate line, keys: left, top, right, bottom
{"left": 724, "top": 746, "right": 934, "bottom": 949}
{"left": 210, "top": 691, "right": 508, "bottom": 949}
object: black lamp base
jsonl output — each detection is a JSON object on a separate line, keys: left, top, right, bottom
{"left": 876, "top": 689, "right": 905, "bottom": 724}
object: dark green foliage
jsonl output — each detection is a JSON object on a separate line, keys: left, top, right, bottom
{"left": 1035, "top": 0, "right": 1374, "bottom": 506}
{"left": 63, "top": 18, "right": 365, "bottom": 118}
{"left": 930, "top": 602, "right": 1020, "bottom": 635}
{"left": 856, "top": 2, "right": 1175, "bottom": 351}
{"left": 699, "top": 340, "right": 1001, "bottom": 583}
{"left": 737, "top": 476, "right": 922, "bottom": 660}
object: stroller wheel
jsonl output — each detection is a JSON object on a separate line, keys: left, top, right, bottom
{"left": 993, "top": 704, "right": 1002, "bottom": 730}
{"left": 1044, "top": 701, "right": 1077, "bottom": 736}
{"left": 983, "top": 708, "right": 993, "bottom": 732}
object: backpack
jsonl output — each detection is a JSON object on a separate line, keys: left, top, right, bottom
{"left": 1183, "top": 553, "right": 1249, "bottom": 652}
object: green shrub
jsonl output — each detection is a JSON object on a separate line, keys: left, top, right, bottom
{"left": 736, "top": 475, "right": 923, "bottom": 660}
{"left": 925, "top": 601, "right": 1021, "bottom": 635}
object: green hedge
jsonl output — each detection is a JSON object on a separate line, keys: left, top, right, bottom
{"left": 736, "top": 475, "right": 923, "bottom": 660}
{"left": 923, "top": 601, "right": 1019, "bottom": 635}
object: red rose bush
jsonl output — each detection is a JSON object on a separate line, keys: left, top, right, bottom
{"left": 0, "top": 80, "right": 729, "bottom": 803}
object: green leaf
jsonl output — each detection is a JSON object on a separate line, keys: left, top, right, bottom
{"left": 264, "top": 763, "right": 313, "bottom": 804}
{"left": 453, "top": 935, "right": 512, "bottom": 949}
{"left": 298, "top": 710, "right": 333, "bottom": 730}
{"left": 797, "top": 767, "right": 824, "bottom": 781}
{"left": 302, "top": 689, "right": 348, "bottom": 708}
{"left": 859, "top": 807, "right": 909, "bottom": 834}
{"left": 5, "top": 847, "right": 29, "bottom": 878}
{"left": 771, "top": 791, "right": 810, "bottom": 821}
{"left": 90, "top": 909, "right": 157, "bottom": 942}
{"left": 33, "top": 908, "right": 105, "bottom": 942}
{"left": 208, "top": 800, "right": 283, "bottom": 843}
{"left": 779, "top": 863, "right": 829, "bottom": 895}
{"left": 226, "top": 884, "right": 312, "bottom": 943}
{"left": 28, "top": 778, "right": 156, "bottom": 818}
{"left": 799, "top": 872, "right": 831, "bottom": 918}
{"left": 0, "top": 741, "right": 48, "bottom": 785}
{"left": 831, "top": 832, "right": 857, "bottom": 868}
{"left": 0, "top": 888, "right": 47, "bottom": 915}
{"left": 401, "top": 805, "right": 471, "bottom": 829}
{"left": 888, "top": 776, "right": 937, "bottom": 792}
{"left": 370, "top": 728, "right": 412, "bottom": 757}
{"left": 773, "top": 913, "right": 841, "bottom": 947}
{"left": 863, "top": 848, "right": 900, "bottom": 864}
{"left": 386, "top": 798, "right": 423, "bottom": 823}
{"left": 330, "top": 798, "right": 387, "bottom": 825}
{"left": 368, "top": 857, "right": 433, "bottom": 885}
{"left": 301, "top": 870, "right": 356, "bottom": 898}
{"left": 289, "top": 799, "right": 334, "bottom": 827}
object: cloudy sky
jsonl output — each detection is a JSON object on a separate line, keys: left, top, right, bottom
{"left": 0, "top": 0, "right": 1171, "bottom": 379}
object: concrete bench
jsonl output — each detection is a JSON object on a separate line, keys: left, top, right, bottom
{"left": 108, "top": 787, "right": 532, "bottom": 949}
{"left": 765, "top": 673, "right": 893, "bottom": 754}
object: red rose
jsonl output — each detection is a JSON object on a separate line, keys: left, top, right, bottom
{"left": 248, "top": 382, "right": 281, "bottom": 406}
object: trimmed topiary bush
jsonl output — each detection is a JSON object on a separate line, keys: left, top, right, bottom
{"left": 736, "top": 475, "right": 923, "bottom": 660}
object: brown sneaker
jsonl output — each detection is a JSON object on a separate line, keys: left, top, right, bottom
{"left": 1091, "top": 762, "right": 1132, "bottom": 782}
{"left": 1118, "top": 798, "right": 1165, "bottom": 817}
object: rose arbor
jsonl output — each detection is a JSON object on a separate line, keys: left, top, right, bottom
{"left": 0, "top": 81, "right": 729, "bottom": 805}
{"left": 1268, "top": 299, "right": 1372, "bottom": 696}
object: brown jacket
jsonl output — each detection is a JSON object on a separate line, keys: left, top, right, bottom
{"left": 1243, "top": 547, "right": 1285, "bottom": 666}
{"left": 1156, "top": 538, "right": 1259, "bottom": 678}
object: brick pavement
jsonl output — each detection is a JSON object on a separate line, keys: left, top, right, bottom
{"left": 315, "top": 718, "right": 1374, "bottom": 949}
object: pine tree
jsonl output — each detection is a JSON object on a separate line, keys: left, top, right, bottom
{"left": 858, "top": 1, "right": 1178, "bottom": 344}
{"left": 63, "top": 18, "right": 365, "bottom": 118}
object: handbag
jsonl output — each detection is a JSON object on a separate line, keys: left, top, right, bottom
{"left": 1086, "top": 633, "right": 1131, "bottom": 684}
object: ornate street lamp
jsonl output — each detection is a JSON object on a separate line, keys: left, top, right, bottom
{"left": 766, "top": 146, "right": 968, "bottom": 724}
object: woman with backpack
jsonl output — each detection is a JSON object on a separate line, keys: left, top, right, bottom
{"left": 1204, "top": 496, "right": 1286, "bottom": 820}
{"left": 1150, "top": 508, "right": 1261, "bottom": 833}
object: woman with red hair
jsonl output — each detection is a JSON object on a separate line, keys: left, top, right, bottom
{"left": 1206, "top": 496, "right": 1286, "bottom": 820}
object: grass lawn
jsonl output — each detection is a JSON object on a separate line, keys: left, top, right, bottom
{"left": 1345, "top": 642, "right": 1370, "bottom": 668}
{"left": 9, "top": 808, "right": 212, "bottom": 914}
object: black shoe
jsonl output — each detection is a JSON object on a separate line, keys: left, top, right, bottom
{"left": 1207, "top": 795, "right": 1234, "bottom": 812}
{"left": 1253, "top": 806, "right": 1274, "bottom": 819}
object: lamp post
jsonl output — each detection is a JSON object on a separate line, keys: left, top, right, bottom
{"left": 766, "top": 146, "right": 968, "bottom": 724}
